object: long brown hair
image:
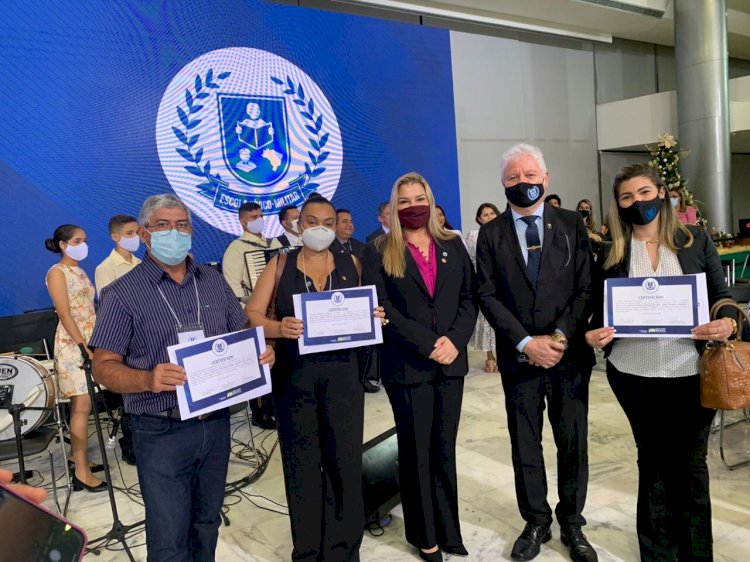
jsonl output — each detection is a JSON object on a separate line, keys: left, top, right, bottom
{"left": 604, "top": 163, "right": 693, "bottom": 270}
{"left": 576, "top": 198, "right": 598, "bottom": 231}
{"left": 377, "top": 172, "right": 456, "bottom": 278}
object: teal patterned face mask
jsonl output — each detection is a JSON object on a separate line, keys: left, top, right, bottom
{"left": 150, "top": 230, "right": 191, "bottom": 265}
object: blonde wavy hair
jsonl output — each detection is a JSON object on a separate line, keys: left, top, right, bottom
{"left": 604, "top": 163, "right": 693, "bottom": 270}
{"left": 377, "top": 172, "right": 456, "bottom": 278}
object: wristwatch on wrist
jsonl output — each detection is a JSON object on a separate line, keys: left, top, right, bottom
{"left": 550, "top": 331, "right": 569, "bottom": 349}
{"left": 728, "top": 317, "right": 738, "bottom": 334}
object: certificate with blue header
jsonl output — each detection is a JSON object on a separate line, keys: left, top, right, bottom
{"left": 168, "top": 327, "right": 272, "bottom": 420}
{"left": 604, "top": 273, "right": 709, "bottom": 337}
{"left": 292, "top": 285, "right": 383, "bottom": 355}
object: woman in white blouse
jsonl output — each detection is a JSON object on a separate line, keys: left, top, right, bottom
{"left": 585, "top": 163, "right": 737, "bottom": 562}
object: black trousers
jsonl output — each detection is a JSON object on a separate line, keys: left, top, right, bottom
{"left": 607, "top": 362, "right": 715, "bottom": 562}
{"left": 501, "top": 362, "right": 591, "bottom": 528}
{"left": 384, "top": 376, "right": 464, "bottom": 550}
{"left": 273, "top": 360, "right": 365, "bottom": 562}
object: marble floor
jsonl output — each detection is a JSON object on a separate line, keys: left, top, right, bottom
{"left": 4, "top": 352, "right": 750, "bottom": 561}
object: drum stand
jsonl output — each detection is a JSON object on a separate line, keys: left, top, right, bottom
{"left": 78, "top": 346, "right": 142, "bottom": 560}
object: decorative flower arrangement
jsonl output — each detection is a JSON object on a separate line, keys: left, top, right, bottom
{"left": 646, "top": 133, "right": 708, "bottom": 228}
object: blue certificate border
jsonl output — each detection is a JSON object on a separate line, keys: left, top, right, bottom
{"left": 172, "top": 328, "right": 268, "bottom": 413}
{"left": 300, "top": 288, "right": 376, "bottom": 346}
{"left": 606, "top": 276, "right": 698, "bottom": 335}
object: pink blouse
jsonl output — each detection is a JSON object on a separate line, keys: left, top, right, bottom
{"left": 677, "top": 206, "right": 697, "bottom": 225}
{"left": 406, "top": 239, "right": 437, "bottom": 297}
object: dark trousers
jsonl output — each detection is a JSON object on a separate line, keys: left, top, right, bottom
{"left": 384, "top": 376, "right": 464, "bottom": 550}
{"left": 607, "top": 362, "right": 715, "bottom": 562}
{"left": 131, "top": 411, "right": 230, "bottom": 562}
{"left": 273, "top": 364, "right": 365, "bottom": 562}
{"left": 501, "top": 363, "right": 591, "bottom": 528}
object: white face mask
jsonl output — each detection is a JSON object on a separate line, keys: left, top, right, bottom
{"left": 244, "top": 217, "right": 264, "bottom": 235}
{"left": 64, "top": 242, "right": 88, "bottom": 262}
{"left": 118, "top": 235, "right": 140, "bottom": 253}
{"left": 290, "top": 218, "right": 300, "bottom": 234}
{"left": 301, "top": 226, "right": 336, "bottom": 252}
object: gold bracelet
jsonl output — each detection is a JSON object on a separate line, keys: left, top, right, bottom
{"left": 550, "top": 332, "right": 569, "bottom": 349}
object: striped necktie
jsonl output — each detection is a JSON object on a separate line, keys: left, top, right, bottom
{"left": 521, "top": 216, "right": 541, "bottom": 288}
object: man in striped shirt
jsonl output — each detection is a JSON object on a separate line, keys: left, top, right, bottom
{"left": 90, "top": 194, "right": 274, "bottom": 561}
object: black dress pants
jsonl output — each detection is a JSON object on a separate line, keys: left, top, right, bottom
{"left": 273, "top": 357, "right": 365, "bottom": 562}
{"left": 384, "top": 376, "right": 464, "bottom": 550}
{"left": 501, "top": 363, "right": 591, "bottom": 528}
{"left": 607, "top": 362, "right": 715, "bottom": 562}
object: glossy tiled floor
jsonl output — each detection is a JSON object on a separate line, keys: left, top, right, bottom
{"left": 5, "top": 352, "right": 750, "bottom": 561}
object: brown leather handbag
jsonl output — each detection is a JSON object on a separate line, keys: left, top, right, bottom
{"left": 699, "top": 298, "right": 750, "bottom": 410}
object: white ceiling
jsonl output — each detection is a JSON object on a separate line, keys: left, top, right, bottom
{"left": 331, "top": 0, "right": 750, "bottom": 59}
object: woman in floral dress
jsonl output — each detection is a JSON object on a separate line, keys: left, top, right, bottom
{"left": 45, "top": 225, "right": 106, "bottom": 492}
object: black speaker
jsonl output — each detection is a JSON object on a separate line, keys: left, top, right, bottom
{"left": 361, "top": 426, "right": 400, "bottom": 526}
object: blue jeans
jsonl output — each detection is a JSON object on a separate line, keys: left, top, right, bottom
{"left": 132, "top": 411, "right": 230, "bottom": 562}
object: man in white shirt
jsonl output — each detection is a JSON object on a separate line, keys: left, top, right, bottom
{"left": 274, "top": 205, "right": 302, "bottom": 247}
{"left": 95, "top": 215, "right": 142, "bottom": 296}
{"left": 221, "top": 202, "right": 281, "bottom": 301}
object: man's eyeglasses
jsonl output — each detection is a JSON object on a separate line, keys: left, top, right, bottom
{"left": 147, "top": 221, "right": 191, "bottom": 233}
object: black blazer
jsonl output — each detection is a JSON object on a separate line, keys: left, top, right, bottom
{"left": 591, "top": 225, "right": 738, "bottom": 355}
{"left": 363, "top": 235, "right": 477, "bottom": 384}
{"left": 330, "top": 237, "right": 366, "bottom": 262}
{"left": 476, "top": 205, "right": 595, "bottom": 372}
{"left": 365, "top": 226, "right": 386, "bottom": 243}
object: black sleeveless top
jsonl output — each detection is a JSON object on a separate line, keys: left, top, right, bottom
{"left": 274, "top": 248, "right": 360, "bottom": 376}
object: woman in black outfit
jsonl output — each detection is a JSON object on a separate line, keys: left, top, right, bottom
{"left": 247, "top": 196, "right": 385, "bottom": 562}
{"left": 585, "top": 163, "right": 738, "bottom": 561}
{"left": 364, "top": 172, "right": 477, "bottom": 562}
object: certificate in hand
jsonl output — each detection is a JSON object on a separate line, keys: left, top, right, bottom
{"left": 292, "top": 285, "right": 383, "bottom": 355}
{"left": 167, "top": 327, "right": 272, "bottom": 420}
{"left": 605, "top": 273, "right": 709, "bottom": 338}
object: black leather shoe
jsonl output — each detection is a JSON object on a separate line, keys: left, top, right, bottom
{"left": 418, "top": 548, "right": 442, "bottom": 562}
{"left": 68, "top": 460, "right": 105, "bottom": 474}
{"left": 71, "top": 474, "right": 108, "bottom": 493}
{"left": 251, "top": 414, "right": 276, "bottom": 430}
{"left": 363, "top": 380, "right": 381, "bottom": 393}
{"left": 561, "top": 527, "right": 598, "bottom": 562}
{"left": 440, "top": 544, "right": 468, "bottom": 556}
{"left": 510, "top": 523, "right": 552, "bottom": 561}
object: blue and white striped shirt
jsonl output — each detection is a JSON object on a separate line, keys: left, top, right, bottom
{"left": 89, "top": 254, "right": 248, "bottom": 415}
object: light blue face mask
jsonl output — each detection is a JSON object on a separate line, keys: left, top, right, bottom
{"left": 670, "top": 197, "right": 680, "bottom": 208}
{"left": 149, "top": 229, "right": 191, "bottom": 266}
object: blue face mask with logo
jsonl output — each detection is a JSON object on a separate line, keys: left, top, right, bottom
{"left": 505, "top": 182, "right": 544, "bottom": 208}
{"left": 618, "top": 196, "right": 664, "bottom": 226}
{"left": 149, "top": 229, "right": 191, "bottom": 266}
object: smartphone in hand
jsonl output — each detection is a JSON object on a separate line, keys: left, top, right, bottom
{"left": 0, "top": 483, "right": 87, "bottom": 562}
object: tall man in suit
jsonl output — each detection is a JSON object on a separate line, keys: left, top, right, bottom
{"left": 365, "top": 201, "right": 391, "bottom": 242}
{"left": 476, "top": 143, "right": 597, "bottom": 562}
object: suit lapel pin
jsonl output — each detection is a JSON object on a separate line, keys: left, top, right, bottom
{"left": 547, "top": 223, "right": 552, "bottom": 230}
{"left": 342, "top": 275, "right": 347, "bottom": 281}
{"left": 441, "top": 258, "right": 447, "bottom": 263}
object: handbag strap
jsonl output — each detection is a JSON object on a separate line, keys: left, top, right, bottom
{"left": 266, "top": 252, "right": 288, "bottom": 320}
{"left": 709, "top": 297, "right": 750, "bottom": 339}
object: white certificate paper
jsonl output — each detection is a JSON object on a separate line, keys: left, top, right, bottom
{"left": 604, "top": 273, "right": 709, "bottom": 338}
{"left": 168, "top": 327, "right": 272, "bottom": 420}
{"left": 292, "top": 285, "right": 383, "bottom": 355}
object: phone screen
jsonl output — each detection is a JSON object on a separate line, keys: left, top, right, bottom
{"left": 0, "top": 484, "right": 86, "bottom": 562}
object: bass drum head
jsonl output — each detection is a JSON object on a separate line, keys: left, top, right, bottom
{"left": 0, "top": 356, "right": 56, "bottom": 441}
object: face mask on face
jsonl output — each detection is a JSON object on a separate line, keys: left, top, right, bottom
{"left": 670, "top": 198, "right": 680, "bottom": 208}
{"left": 64, "top": 242, "right": 88, "bottom": 262}
{"left": 397, "top": 205, "right": 431, "bottom": 230}
{"left": 118, "top": 235, "right": 140, "bottom": 253}
{"left": 618, "top": 196, "right": 664, "bottom": 226}
{"left": 289, "top": 219, "right": 300, "bottom": 234}
{"left": 149, "top": 229, "right": 192, "bottom": 266}
{"left": 245, "top": 217, "right": 264, "bottom": 235}
{"left": 505, "top": 182, "right": 544, "bottom": 208}
{"left": 301, "top": 226, "right": 336, "bottom": 252}
{"left": 578, "top": 209, "right": 591, "bottom": 219}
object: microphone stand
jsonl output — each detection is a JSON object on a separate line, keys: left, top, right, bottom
{"left": 78, "top": 344, "right": 142, "bottom": 560}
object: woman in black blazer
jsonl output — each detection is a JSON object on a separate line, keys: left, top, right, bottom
{"left": 586, "top": 163, "right": 738, "bottom": 561}
{"left": 363, "top": 173, "right": 477, "bottom": 562}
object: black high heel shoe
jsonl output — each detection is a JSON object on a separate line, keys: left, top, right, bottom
{"left": 441, "top": 544, "right": 469, "bottom": 556}
{"left": 418, "top": 548, "right": 443, "bottom": 562}
{"left": 68, "top": 460, "right": 105, "bottom": 474}
{"left": 71, "top": 474, "right": 108, "bottom": 493}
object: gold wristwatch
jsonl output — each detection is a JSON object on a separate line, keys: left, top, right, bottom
{"left": 728, "top": 317, "right": 738, "bottom": 334}
{"left": 550, "top": 331, "right": 569, "bottom": 349}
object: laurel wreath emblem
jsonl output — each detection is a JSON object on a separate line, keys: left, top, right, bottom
{"left": 172, "top": 70, "right": 329, "bottom": 198}
{"left": 172, "top": 68, "right": 232, "bottom": 196}
{"left": 270, "top": 75, "right": 330, "bottom": 192}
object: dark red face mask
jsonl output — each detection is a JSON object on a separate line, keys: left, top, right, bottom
{"left": 398, "top": 205, "right": 431, "bottom": 230}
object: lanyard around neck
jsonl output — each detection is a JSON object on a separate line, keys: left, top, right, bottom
{"left": 156, "top": 275, "right": 201, "bottom": 327}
